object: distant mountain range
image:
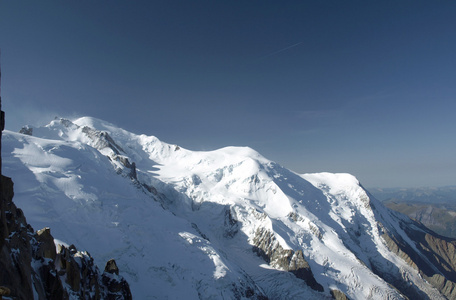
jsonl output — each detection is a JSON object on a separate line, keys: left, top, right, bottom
{"left": 3, "top": 117, "right": 456, "bottom": 299}
{"left": 369, "top": 186, "right": 456, "bottom": 239}
{"left": 368, "top": 186, "right": 456, "bottom": 204}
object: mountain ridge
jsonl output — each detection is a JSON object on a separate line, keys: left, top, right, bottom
{"left": 369, "top": 186, "right": 456, "bottom": 239}
{"left": 3, "top": 116, "right": 456, "bottom": 299}
{"left": 369, "top": 186, "right": 456, "bottom": 204}
{"left": 0, "top": 113, "right": 133, "bottom": 299}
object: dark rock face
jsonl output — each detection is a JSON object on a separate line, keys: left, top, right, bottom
{"left": 223, "top": 206, "right": 239, "bottom": 238}
{"left": 0, "top": 176, "right": 132, "bottom": 299}
{"left": 81, "top": 125, "right": 124, "bottom": 155}
{"left": 36, "top": 227, "right": 57, "bottom": 260}
{"left": 102, "top": 272, "right": 132, "bottom": 300}
{"left": 102, "top": 259, "right": 132, "bottom": 299}
{"left": 381, "top": 217, "right": 456, "bottom": 299}
{"left": 0, "top": 176, "right": 35, "bottom": 299}
{"left": 19, "top": 125, "right": 33, "bottom": 136}
{"left": 252, "top": 227, "right": 324, "bottom": 292}
{"left": 104, "top": 259, "right": 120, "bottom": 275}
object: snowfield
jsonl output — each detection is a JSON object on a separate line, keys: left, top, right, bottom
{"left": 2, "top": 117, "right": 446, "bottom": 299}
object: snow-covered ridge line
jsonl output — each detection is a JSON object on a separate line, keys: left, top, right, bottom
{"left": 3, "top": 116, "right": 455, "bottom": 299}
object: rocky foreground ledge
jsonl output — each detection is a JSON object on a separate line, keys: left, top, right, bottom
{"left": 0, "top": 175, "right": 132, "bottom": 299}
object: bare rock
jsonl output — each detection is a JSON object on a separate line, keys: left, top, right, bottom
{"left": 102, "top": 259, "right": 132, "bottom": 300}
{"left": 36, "top": 227, "right": 57, "bottom": 260}
{"left": 104, "top": 259, "right": 119, "bottom": 275}
{"left": 330, "top": 289, "right": 350, "bottom": 300}
{"left": 0, "top": 176, "right": 35, "bottom": 299}
{"left": 0, "top": 175, "right": 132, "bottom": 299}
{"left": 253, "top": 227, "right": 324, "bottom": 292}
{"left": 382, "top": 218, "right": 456, "bottom": 299}
{"left": 19, "top": 125, "right": 33, "bottom": 136}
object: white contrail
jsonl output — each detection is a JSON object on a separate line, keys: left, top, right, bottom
{"left": 257, "top": 42, "right": 303, "bottom": 61}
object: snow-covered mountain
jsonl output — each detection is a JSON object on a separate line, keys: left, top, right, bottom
{"left": 3, "top": 117, "right": 456, "bottom": 299}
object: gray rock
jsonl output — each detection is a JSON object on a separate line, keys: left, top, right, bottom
{"left": 381, "top": 218, "right": 456, "bottom": 299}
{"left": 19, "top": 125, "right": 33, "bottom": 136}
{"left": 0, "top": 175, "right": 132, "bottom": 299}
{"left": 104, "top": 259, "right": 119, "bottom": 275}
{"left": 253, "top": 227, "right": 324, "bottom": 292}
{"left": 36, "top": 227, "right": 57, "bottom": 260}
{"left": 330, "top": 289, "right": 350, "bottom": 300}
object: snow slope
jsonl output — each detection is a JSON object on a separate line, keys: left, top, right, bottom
{"left": 2, "top": 117, "right": 447, "bottom": 299}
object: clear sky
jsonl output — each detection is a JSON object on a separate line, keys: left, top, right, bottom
{"left": 1, "top": 1, "right": 455, "bottom": 188}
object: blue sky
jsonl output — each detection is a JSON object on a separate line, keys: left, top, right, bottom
{"left": 1, "top": 1, "right": 455, "bottom": 188}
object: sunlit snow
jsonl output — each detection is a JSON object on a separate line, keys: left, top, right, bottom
{"left": 1, "top": 117, "right": 443, "bottom": 299}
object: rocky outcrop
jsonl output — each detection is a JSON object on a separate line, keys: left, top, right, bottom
{"left": 252, "top": 227, "right": 324, "bottom": 292}
{"left": 102, "top": 259, "right": 132, "bottom": 300}
{"left": 0, "top": 176, "right": 34, "bottom": 299}
{"left": 330, "top": 289, "right": 350, "bottom": 300}
{"left": 19, "top": 125, "right": 33, "bottom": 136}
{"left": 0, "top": 286, "right": 11, "bottom": 298}
{"left": 0, "top": 176, "right": 132, "bottom": 299}
{"left": 60, "top": 118, "right": 140, "bottom": 184}
{"left": 223, "top": 206, "right": 239, "bottom": 238}
{"left": 381, "top": 218, "right": 456, "bottom": 299}
{"left": 116, "top": 156, "right": 137, "bottom": 181}
{"left": 36, "top": 228, "right": 57, "bottom": 260}
{"left": 81, "top": 125, "right": 124, "bottom": 155}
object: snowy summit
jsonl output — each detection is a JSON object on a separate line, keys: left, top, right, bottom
{"left": 2, "top": 117, "right": 456, "bottom": 299}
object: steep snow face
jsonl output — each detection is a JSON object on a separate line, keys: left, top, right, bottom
{"left": 2, "top": 117, "right": 445, "bottom": 299}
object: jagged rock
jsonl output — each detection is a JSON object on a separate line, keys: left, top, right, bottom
{"left": 252, "top": 227, "right": 324, "bottom": 292}
{"left": 223, "top": 206, "right": 239, "bottom": 238}
{"left": 36, "top": 227, "right": 57, "bottom": 260}
{"left": 0, "top": 176, "right": 35, "bottom": 299}
{"left": 191, "top": 222, "right": 210, "bottom": 240}
{"left": 104, "top": 259, "right": 119, "bottom": 275}
{"left": 56, "top": 118, "right": 125, "bottom": 155}
{"left": 141, "top": 182, "right": 158, "bottom": 195}
{"left": 102, "top": 259, "right": 132, "bottom": 300}
{"left": 0, "top": 181, "right": 6, "bottom": 249}
{"left": 381, "top": 218, "right": 456, "bottom": 299}
{"left": 81, "top": 125, "right": 124, "bottom": 154}
{"left": 36, "top": 259, "right": 67, "bottom": 300}
{"left": 59, "top": 244, "right": 82, "bottom": 292}
{"left": 129, "top": 162, "right": 137, "bottom": 180}
{"left": 381, "top": 231, "right": 419, "bottom": 270}
{"left": 113, "top": 156, "right": 137, "bottom": 180}
{"left": 422, "top": 232, "right": 456, "bottom": 275}
{"left": 19, "top": 125, "right": 33, "bottom": 136}
{"left": 330, "top": 289, "right": 350, "bottom": 300}
{"left": 0, "top": 175, "right": 132, "bottom": 299}
{"left": 428, "top": 274, "right": 456, "bottom": 299}
{"left": 0, "top": 286, "right": 10, "bottom": 297}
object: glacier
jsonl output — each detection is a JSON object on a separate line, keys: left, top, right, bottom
{"left": 2, "top": 117, "right": 454, "bottom": 299}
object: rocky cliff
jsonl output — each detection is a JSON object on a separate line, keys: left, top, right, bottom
{"left": 0, "top": 175, "right": 132, "bottom": 299}
{"left": 380, "top": 216, "right": 456, "bottom": 299}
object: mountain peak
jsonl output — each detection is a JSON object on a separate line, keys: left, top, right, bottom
{"left": 3, "top": 116, "right": 456, "bottom": 299}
